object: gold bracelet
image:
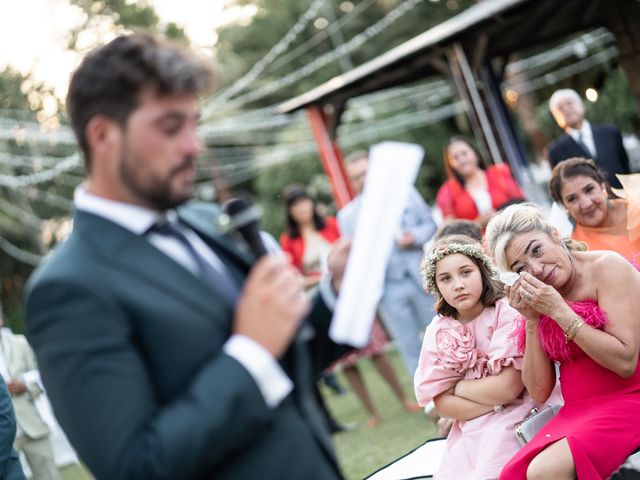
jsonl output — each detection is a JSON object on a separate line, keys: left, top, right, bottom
{"left": 563, "top": 318, "right": 581, "bottom": 343}
{"left": 567, "top": 319, "right": 585, "bottom": 343}
{"left": 564, "top": 318, "right": 580, "bottom": 344}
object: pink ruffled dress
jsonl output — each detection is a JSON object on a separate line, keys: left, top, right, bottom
{"left": 414, "top": 298, "right": 541, "bottom": 480}
{"left": 500, "top": 299, "right": 640, "bottom": 479}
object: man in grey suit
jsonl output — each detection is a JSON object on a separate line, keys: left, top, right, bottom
{"left": 547, "top": 88, "right": 630, "bottom": 189}
{"left": 0, "top": 308, "right": 60, "bottom": 480}
{"left": 338, "top": 151, "right": 436, "bottom": 376}
{"left": 24, "top": 33, "right": 351, "bottom": 480}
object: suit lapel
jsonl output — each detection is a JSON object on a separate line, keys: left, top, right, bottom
{"left": 174, "top": 207, "right": 338, "bottom": 456}
{"left": 592, "top": 126, "right": 605, "bottom": 159}
{"left": 74, "top": 210, "right": 235, "bottom": 318}
{"left": 177, "top": 212, "right": 251, "bottom": 278}
{"left": 567, "top": 135, "right": 591, "bottom": 158}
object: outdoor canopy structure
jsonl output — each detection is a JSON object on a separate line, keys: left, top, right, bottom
{"left": 278, "top": 0, "right": 640, "bottom": 208}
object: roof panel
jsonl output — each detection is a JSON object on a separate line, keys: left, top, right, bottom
{"left": 278, "top": 0, "right": 607, "bottom": 113}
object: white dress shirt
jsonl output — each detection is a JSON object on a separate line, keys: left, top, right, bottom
{"left": 0, "top": 344, "right": 10, "bottom": 383}
{"left": 469, "top": 188, "right": 493, "bottom": 214}
{"left": 567, "top": 120, "right": 597, "bottom": 158}
{"left": 74, "top": 186, "right": 292, "bottom": 408}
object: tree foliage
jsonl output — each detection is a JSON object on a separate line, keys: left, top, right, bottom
{"left": 214, "top": 0, "right": 478, "bottom": 237}
{"left": 215, "top": 0, "right": 475, "bottom": 107}
{"left": 67, "top": 0, "right": 188, "bottom": 49}
{"left": 4, "top": 0, "right": 640, "bottom": 318}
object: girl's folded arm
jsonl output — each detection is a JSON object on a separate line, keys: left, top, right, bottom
{"left": 453, "top": 366, "right": 525, "bottom": 405}
{"left": 433, "top": 389, "right": 495, "bottom": 421}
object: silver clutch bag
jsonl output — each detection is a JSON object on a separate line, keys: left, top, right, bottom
{"left": 515, "top": 404, "right": 561, "bottom": 446}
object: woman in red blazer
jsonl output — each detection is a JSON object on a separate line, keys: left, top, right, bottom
{"left": 279, "top": 185, "right": 340, "bottom": 289}
{"left": 437, "top": 136, "right": 524, "bottom": 227}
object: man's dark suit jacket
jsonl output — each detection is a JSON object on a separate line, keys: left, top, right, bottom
{"left": 24, "top": 202, "right": 348, "bottom": 480}
{"left": 548, "top": 123, "right": 630, "bottom": 189}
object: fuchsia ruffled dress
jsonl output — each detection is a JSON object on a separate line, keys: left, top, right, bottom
{"left": 500, "top": 299, "right": 640, "bottom": 480}
{"left": 414, "top": 298, "right": 541, "bottom": 480}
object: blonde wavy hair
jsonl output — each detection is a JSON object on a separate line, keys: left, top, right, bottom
{"left": 485, "top": 203, "right": 585, "bottom": 272}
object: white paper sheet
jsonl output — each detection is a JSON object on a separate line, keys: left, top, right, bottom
{"left": 330, "top": 142, "right": 423, "bottom": 347}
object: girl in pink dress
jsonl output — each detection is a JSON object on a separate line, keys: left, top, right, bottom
{"left": 414, "top": 235, "right": 540, "bottom": 480}
{"left": 485, "top": 203, "right": 640, "bottom": 480}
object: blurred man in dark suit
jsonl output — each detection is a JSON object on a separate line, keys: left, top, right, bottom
{"left": 0, "top": 376, "right": 25, "bottom": 480}
{"left": 547, "top": 88, "right": 630, "bottom": 189}
{"left": 24, "top": 33, "right": 350, "bottom": 480}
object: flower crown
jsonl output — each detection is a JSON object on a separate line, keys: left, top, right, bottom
{"left": 421, "top": 242, "right": 496, "bottom": 294}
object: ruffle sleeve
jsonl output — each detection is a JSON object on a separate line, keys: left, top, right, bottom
{"left": 615, "top": 174, "right": 640, "bottom": 241}
{"left": 414, "top": 317, "right": 482, "bottom": 405}
{"left": 485, "top": 298, "right": 523, "bottom": 375}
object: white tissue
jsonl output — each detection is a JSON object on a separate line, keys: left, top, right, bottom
{"left": 498, "top": 271, "right": 521, "bottom": 286}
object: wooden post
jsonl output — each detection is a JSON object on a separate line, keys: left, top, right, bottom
{"left": 306, "top": 105, "right": 353, "bottom": 208}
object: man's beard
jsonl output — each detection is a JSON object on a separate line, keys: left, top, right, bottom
{"left": 119, "top": 152, "right": 195, "bottom": 211}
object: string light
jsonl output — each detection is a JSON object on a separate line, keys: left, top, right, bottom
{"left": 0, "top": 235, "right": 42, "bottom": 266}
{"left": 585, "top": 88, "right": 598, "bottom": 102}
{"left": 211, "top": 0, "right": 328, "bottom": 105}
{"left": 266, "top": 0, "right": 377, "bottom": 74}
{"left": 206, "top": 0, "right": 425, "bottom": 114}
{"left": 0, "top": 155, "right": 82, "bottom": 188}
{"left": 509, "top": 47, "right": 618, "bottom": 95}
{"left": 0, "top": 197, "right": 42, "bottom": 230}
{"left": 0, "top": 25, "right": 621, "bottom": 266}
{"left": 506, "top": 28, "right": 613, "bottom": 77}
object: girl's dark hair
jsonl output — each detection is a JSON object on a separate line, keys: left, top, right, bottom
{"left": 549, "top": 157, "right": 619, "bottom": 204}
{"left": 283, "top": 184, "right": 325, "bottom": 238}
{"left": 443, "top": 136, "right": 486, "bottom": 186}
{"left": 432, "top": 235, "right": 504, "bottom": 319}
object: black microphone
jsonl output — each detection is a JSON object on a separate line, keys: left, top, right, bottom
{"left": 221, "top": 198, "right": 268, "bottom": 260}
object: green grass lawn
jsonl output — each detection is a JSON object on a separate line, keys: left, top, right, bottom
{"left": 323, "top": 349, "right": 438, "bottom": 480}
{"left": 60, "top": 463, "right": 92, "bottom": 480}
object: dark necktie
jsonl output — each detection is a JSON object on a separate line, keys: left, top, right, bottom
{"left": 576, "top": 132, "right": 594, "bottom": 158}
{"left": 147, "top": 219, "right": 240, "bottom": 304}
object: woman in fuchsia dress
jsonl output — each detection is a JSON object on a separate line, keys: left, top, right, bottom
{"left": 486, "top": 203, "right": 640, "bottom": 480}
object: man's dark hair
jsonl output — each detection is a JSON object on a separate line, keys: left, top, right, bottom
{"left": 66, "top": 33, "right": 215, "bottom": 170}
{"left": 434, "top": 220, "right": 483, "bottom": 243}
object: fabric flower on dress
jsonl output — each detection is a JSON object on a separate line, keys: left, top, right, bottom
{"left": 435, "top": 324, "right": 487, "bottom": 378}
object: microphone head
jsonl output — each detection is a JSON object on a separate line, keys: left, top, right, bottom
{"left": 221, "top": 198, "right": 268, "bottom": 259}
{"left": 222, "top": 197, "right": 251, "bottom": 217}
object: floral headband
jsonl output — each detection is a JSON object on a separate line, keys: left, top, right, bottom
{"left": 421, "top": 242, "right": 496, "bottom": 294}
